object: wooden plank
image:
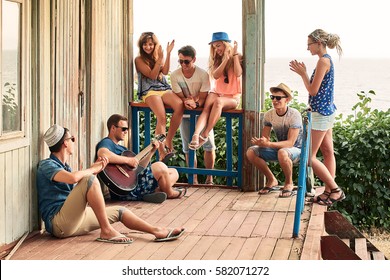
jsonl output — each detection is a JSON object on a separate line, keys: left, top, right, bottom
{"left": 267, "top": 212, "right": 287, "bottom": 238}
{"left": 236, "top": 237, "right": 263, "bottom": 260}
{"left": 148, "top": 235, "right": 186, "bottom": 260}
{"left": 202, "top": 236, "right": 232, "bottom": 260}
{"left": 372, "top": 251, "right": 385, "bottom": 260}
{"left": 271, "top": 239, "right": 293, "bottom": 260}
{"left": 355, "top": 238, "right": 369, "bottom": 260}
{"left": 221, "top": 211, "right": 248, "bottom": 236}
{"left": 166, "top": 234, "right": 202, "bottom": 260}
{"left": 252, "top": 211, "right": 274, "bottom": 236}
{"left": 234, "top": 211, "right": 260, "bottom": 237}
{"left": 207, "top": 211, "right": 236, "bottom": 236}
{"left": 192, "top": 191, "right": 238, "bottom": 235}
{"left": 253, "top": 237, "right": 277, "bottom": 260}
{"left": 230, "top": 193, "right": 259, "bottom": 210}
{"left": 300, "top": 202, "right": 326, "bottom": 260}
{"left": 184, "top": 236, "right": 216, "bottom": 260}
{"left": 218, "top": 236, "right": 246, "bottom": 260}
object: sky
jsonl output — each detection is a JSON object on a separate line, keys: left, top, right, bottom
{"left": 133, "top": 0, "right": 390, "bottom": 59}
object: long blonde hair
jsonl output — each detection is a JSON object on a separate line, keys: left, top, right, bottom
{"left": 137, "top": 32, "right": 161, "bottom": 69}
{"left": 309, "top": 29, "right": 343, "bottom": 57}
{"left": 208, "top": 41, "right": 234, "bottom": 75}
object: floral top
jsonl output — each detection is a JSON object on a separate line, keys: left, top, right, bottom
{"left": 309, "top": 54, "right": 337, "bottom": 116}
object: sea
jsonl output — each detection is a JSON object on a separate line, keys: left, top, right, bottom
{"left": 184, "top": 57, "right": 390, "bottom": 116}
{"left": 3, "top": 50, "right": 390, "bottom": 116}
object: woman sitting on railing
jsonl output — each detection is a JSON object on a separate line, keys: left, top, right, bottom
{"left": 189, "top": 32, "right": 243, "bottom": 150}
{"left": 135, "top": 32, "right": 184, "bottom": 163}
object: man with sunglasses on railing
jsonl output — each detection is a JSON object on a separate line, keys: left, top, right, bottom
{"left": 95, "top": 114, "right": 186, "bottom": 204}
{"left": 170, "top": 45, "right": 216, "bottom": 185}
{"left": 246, "top": 83, "right": 303, "bottom": 198}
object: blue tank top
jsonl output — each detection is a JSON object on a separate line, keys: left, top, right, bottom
{"left": 309, "top": 54, "right": 337, "bottom": 116}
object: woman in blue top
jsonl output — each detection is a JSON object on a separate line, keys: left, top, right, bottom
{"left": 289, "top": 29, "right": 345, "bottom": 206}
{"left": 135, "top": 32, "right": 184, "bottom": 163}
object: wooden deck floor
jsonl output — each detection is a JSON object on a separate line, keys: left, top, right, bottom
{"left": 8, "top": 187, "right": 326, "bottom": 260}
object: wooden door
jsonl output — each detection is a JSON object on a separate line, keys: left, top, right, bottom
{"left": 51, "top": 0, "right": 87, "bottom": 169}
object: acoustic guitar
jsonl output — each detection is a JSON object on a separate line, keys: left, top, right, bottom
{"left": 98, "top": 134, "right": 165, "bottom": 196}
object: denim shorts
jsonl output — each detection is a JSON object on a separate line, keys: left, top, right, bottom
{"left": 249, "top": 146, "right": 301, "bottom": 164}
{"left": 180, "top": 117, "right": 216, "bottom": 153}
{"left": 311, "top": 112, "right": 336, "bottom": 131}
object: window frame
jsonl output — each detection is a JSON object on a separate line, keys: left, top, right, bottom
{"left": 0, "top": 0, "right": 28, "bottom": 147}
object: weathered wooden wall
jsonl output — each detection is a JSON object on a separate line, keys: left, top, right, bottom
{"left": 0, "top": 0, "right": 32, "bottom": 246}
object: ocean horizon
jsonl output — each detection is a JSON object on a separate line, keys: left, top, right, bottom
{"left": 171, "top": 57, "right": 390, "bottom": 115}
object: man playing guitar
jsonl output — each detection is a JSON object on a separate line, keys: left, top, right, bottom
{"left": 96, "top": 114, "right": 186, "bottom": 203}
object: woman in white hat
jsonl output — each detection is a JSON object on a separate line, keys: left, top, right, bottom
{"left": 189, "top": 32, "right": 243, "bottom": 150}
{"left": 289, "top": 29, "right": 345, "bottom": 206}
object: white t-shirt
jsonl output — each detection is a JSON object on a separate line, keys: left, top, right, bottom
{"left": 171, "top": 65, "right": 210, "bottom": 118}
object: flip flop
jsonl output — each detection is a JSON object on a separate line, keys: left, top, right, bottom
{"left": 96, "top": 234, "right": 133, "bottom": 244}
{"left": 258, "top": 185, "right": 280, "bottom": 194}
{"left": 154, "top": 228, "right": 185, "bottom": 242}
{"left": 279, "top": 189, "right": 297, "bottom": 198}
{"left": 142, "top": 192, "right": 167, "bottom": 203}
{"left": 169, "top": 187, "right": 187, "bottom": 199}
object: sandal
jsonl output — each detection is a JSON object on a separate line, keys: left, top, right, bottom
{"left": 322, "top": 188, "right": 346, "bottom": 206}
{"left": 189, "top": 134, "right": 199, "bottom": 150}
{"left": 306, "top": 190, "right": 330, "bottom": 203}
{"left": 160, "top": 145, "right": 176, "bottom": 164}
{"left": 197, "top": 134, "right": 209, "bottom": 149}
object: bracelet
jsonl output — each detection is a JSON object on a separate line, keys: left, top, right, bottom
{"left": 233, "top": 53, "right": 239, "bottom": 56}
{"left": 195, "top": 101, "right": 199, "bottom": 108}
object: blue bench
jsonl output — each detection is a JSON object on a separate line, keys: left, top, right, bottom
{"left": 130, "top": 102, "right": 244, "bottom": 188}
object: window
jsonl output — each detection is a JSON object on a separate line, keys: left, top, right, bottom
{"left": 1, "top": 0, "right": 23, "bottom": 136}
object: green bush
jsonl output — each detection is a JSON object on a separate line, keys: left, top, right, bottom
{"left": 332, "top": 90, "right": 390, "bottom": 230}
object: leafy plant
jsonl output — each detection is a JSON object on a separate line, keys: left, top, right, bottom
{"left": 332, "top": 90, "right": 390, "bottom": 230}
{"left": 2, "top": 82, "right": 19, "bottom": 131}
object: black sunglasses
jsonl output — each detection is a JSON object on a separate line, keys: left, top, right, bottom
{"left": 115, "top": 125, "right": 129, "bottom": 132}
{"left": 270, "top": 95, "right": 288, "bottom": 101}
{"left": 178, "top": 59, "right": 192, "bottom": 65}
{"left": 224, "top": 76, "right": 229, "bottom": 84}
{"left": 64, "top": 136, "right": 75, "bottom": 143}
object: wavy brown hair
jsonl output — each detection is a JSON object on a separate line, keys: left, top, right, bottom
{"left": 137, "top": 32, "right": 161, "bottom": 69}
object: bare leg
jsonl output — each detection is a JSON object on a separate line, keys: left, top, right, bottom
{"left": 185, "top": 153, "right": 198, "bottom": 184}
{"left": 162, "top": 92, "right": 184, "bottom": 150}
{"left": 246, "top": 149, "right": 278, "bottom": 192}
{"left": 319, "top": 129, "right": 336, "bottom": 178}
{"left": 311, "top": 129, "right": 342, "bottom": 201}
{"left": 201, "top": 96, "right": 237, "bottom": 138}
{"left": 191, "top": 93, "right": 218, "bottom": 143}
{"left": 204, "top": 150, "right": 215, "bottom": 184}
{"left": 86, "top": 177, "right": 131, "bottom": 242}
{"left": 120, "top": 209, "right": 184, "bottom": 239}
{"left": 145, "top": 96, "right": 168, "bottom": 157}
{"left": 151, "top": 162, "right": 181, "bottom": 198}
{"left": 278, "top": 149, "right": 294, "bottom": 197}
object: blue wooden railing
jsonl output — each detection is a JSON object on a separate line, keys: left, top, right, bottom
{"left": 293, "top": 109, "right": 312, "bottom": 237}
{"left": 130, "top": 102, "right": 244, "bottom": 188}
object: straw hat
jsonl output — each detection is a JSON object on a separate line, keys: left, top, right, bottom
{"left": 270, "top": 83, "right": 293, "bottom": 101}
